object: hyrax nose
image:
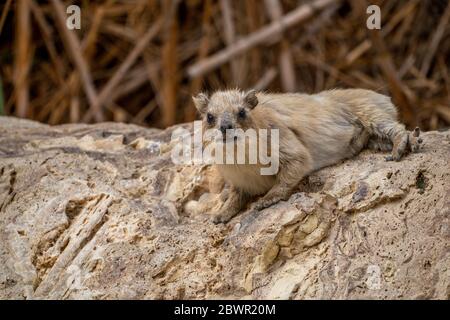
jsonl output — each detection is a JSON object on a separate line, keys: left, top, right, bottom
{"left": 220, "top": 123, "right": 233, "bottom": 134}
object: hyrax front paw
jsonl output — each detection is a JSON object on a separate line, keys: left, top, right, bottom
{"left": 385, "top": 154, "right": 401, "bottom": 162}
{"left": 212, "top": 211, "right": 234, "bottom": 224}
{"left": 252, "top": 200, "right": 269, "bottom": 211}
{"left": 251, "top": 195, "right": 284, "bottom": 211}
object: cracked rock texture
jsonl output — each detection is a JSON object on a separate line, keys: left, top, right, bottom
{"left": 0, "top": 116, "right": 449, "bottom": 300}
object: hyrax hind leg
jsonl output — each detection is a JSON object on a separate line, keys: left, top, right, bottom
{"left": 373, "top": 122, "right": 422, "bottom": 161}
{"left": 367, "top": 137, "right": 393, "bottom": 152}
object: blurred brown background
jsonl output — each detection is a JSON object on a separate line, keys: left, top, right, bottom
{"left": 0, "top": 0, "right": 449, "bottom": 130}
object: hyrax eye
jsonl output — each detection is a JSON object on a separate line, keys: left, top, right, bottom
{"left": 206, "top": 113, "right": 215, "bottom": 124}
{"left": 238, "top": 108, "right": 246, "bottom": 119}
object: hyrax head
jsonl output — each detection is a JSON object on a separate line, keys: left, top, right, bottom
{"left": 192, "top": 90, "right": 259, "bottom": 141}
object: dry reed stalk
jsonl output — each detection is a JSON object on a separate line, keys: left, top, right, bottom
{"left": 187, "top": 0, "right": 338, "bottom": 78}
{"left": 0, "top": 0, "right": 448, "bottom": 130}
{"left": 219, "top": 0, "right": 240, "bottom": 86}
{"left": 14, "top": 0, "right": 31, "bottom": 118}
{"left": 161, "top": 1, "right": 179, "bottom": 127}
{"left": 49, "top": 0, "right": 103, "bottom": 122}
{"left": 0, "top": 0, "right": 12, "bottom": 36}
{"left": 420, "top": 1, "right": 450, "bottom": 76}
{"left": 83, "top": 19, "right": 162, "bottom": 122}
{"left": 264, "top": 0, "right": 296, "bottom": 92}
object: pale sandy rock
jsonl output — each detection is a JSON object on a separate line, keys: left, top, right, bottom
{"left": 0, "top": 116, "right": 448, "bottom": 300}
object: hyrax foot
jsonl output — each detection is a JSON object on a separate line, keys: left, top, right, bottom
{"left": 252, "top": 198, "right": 279, "bottom": 211}
{"left": 212, "top": 213, "right": 233, "bottom": 224}
{"left": 408, "top": 127, "right": 423, "bottom": 153}
{"left": 385, "top": 127, "right": 423, "bottom": 161}
{"left": 387, "top": 133, "right": 408, "bottom": 162}
{"left": 212, "top": 213, "right": 228, "bottom": 224}
{"left": 212, "top": 210, "right": 237, "bottom": 224}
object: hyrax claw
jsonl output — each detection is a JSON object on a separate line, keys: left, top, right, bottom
{"left": 212, "top": 213, "right": 230, "bottom": 224}
{"left": 408, "top": 127, "right": 423, "bottom": 153}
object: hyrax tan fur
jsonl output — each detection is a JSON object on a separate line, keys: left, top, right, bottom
{"left": 193, "top": 89, "right": 423, "bottom": 223}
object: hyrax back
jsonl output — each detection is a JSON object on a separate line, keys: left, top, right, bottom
{"left": 193, "top": 89, "right": 422, "bottom": 223}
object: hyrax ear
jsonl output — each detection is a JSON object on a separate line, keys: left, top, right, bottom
{"left": 192, "top": 93, "right": 209, "bottom": 114}
{"left": 244, "top": 89, "right": 258, "bottom": 109}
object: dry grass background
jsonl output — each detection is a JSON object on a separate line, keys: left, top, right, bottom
{"left": 0, "top": 0, "right": 449, "bottom": 130}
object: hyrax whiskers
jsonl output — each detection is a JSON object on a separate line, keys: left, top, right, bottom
{"left": 193, "top": 89, "right": 422, "bottom": 223}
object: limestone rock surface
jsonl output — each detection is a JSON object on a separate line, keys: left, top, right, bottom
{"left": 0, "top": 116, "right": 448, "bottom": 299}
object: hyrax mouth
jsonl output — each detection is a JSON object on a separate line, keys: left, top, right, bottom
{"left": 216, "top": 128, "right": 239, "bottom": 143}
{"left": 221, "top": 135, "right": 238, "bottom": 143}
